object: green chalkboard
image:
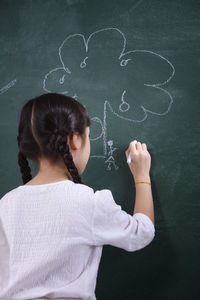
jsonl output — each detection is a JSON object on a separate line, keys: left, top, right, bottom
{"left": 0, "top": 0, "right": 200, "bottom": 299}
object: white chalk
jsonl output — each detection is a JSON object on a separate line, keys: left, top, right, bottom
{"left": 127, "top": 140, "right": 137, "bottom": 164}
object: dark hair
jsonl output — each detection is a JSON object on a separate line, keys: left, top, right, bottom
{"left": 17, "top": 93, "right": 91, "bottom": 185}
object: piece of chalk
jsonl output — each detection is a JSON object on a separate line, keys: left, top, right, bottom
{"left": 127, "top": 140, "right": 137, "bottom": 164}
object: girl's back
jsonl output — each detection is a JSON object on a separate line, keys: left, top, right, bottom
{"left": 0, "top": 93, "right": 155, "bottom": 300}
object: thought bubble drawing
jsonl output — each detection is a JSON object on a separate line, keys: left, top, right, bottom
{"left": 0, "top": 79, "right": 17, "bottom": 95}
{"left": 43, "top": 27, "right": 175, "bottom": 171}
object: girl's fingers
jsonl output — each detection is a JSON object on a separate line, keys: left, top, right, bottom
{"left": 130, "top": 140, "right": 137, "bottom": 153}
{"left": 125, "top": 149, "right": 130, "bottom": 159}
{"left": 142, "top": 143, "right": 147, "bottom": 151}
{"left": 126, "top": 140, "right": 148, "bottom": 157}
{"left": 136, "top": 141, "right": 142, "bottom": 151}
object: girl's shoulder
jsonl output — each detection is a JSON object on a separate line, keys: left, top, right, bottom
{"left": 71, "top": 183, "right": 113, "bottom": 204}
{"left": 1, "top": 186, "right": 20, "bottom": 200}
{"left": 0, "top": 187, "right": 21, "bottom": 211}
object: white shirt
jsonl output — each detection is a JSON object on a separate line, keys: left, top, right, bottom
{"left": 0, "top": 179, "right": 155, "bottom": 300}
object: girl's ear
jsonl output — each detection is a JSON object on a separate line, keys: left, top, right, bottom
{"left": 68, "top": 133, "right": 82, "bottom": 150}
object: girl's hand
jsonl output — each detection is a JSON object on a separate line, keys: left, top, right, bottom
{"left": 125, "top": 141, "right": 151, "bottom": 180}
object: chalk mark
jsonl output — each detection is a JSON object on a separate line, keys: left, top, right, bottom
{"left": 0, "top": 79, "right": 17, "bottom": 95}
{"left": 119, "top": 90, "right": 130, "bottom": 112}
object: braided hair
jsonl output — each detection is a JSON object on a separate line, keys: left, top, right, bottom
{"left": 17, "top": 93, "right": 91, "bottom": 184}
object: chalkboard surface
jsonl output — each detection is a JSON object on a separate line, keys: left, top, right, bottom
{"left": 0, "top": 0, "right": 200, "bottom": 299}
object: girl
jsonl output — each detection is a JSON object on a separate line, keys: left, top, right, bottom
{"left": 0, "top": 93, "right": 155, "bottom": 300}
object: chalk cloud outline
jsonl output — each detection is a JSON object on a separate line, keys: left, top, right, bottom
{"left": 43, "top": 27, "right": 175, "bottom": 168}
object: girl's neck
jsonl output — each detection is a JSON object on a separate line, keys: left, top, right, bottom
{"left": 24, "top": 174, "right": 71, "bottom": 186}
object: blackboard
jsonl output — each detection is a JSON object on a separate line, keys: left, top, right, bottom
{"left": 0, "top": 0, "right": 200, "bottom": 299}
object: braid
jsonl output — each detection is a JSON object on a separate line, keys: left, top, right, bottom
{"left": 49, "top": 129, "right": 84, "bottom": 184}
{"left": 18, "top": 152, "right": 32, "bottom": 184}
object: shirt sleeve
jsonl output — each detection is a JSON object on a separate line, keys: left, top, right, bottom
{"left": 92, "top": 189, "right": 155, "bottom": 252}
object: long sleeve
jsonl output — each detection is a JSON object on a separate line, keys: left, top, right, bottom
{"left": 92, "top": 189, "right": 155, "bottom": 252}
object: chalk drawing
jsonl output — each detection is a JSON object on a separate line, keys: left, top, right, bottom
{"left": 0, "top": 79, "right": 17, "bottom": 95}
{"left": 59, "top": 74, "right": 66, "bottom": 84}
{"left": 43, "top": 27, "right": 175, "bottom": 171}
{"left": 73, "top": 93, "right": 78, "bottom": 100}
{"left": 105, "top": 140, "right": 119, "bottom": 171}
{"left": 80, "top": 56, "right": 88, "bottom": 68}
{"left": 119, "top": 90, "right": 130, "bottom": 112}
{"left": 120, "top": 59, "right": 132, "bottom": 67}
